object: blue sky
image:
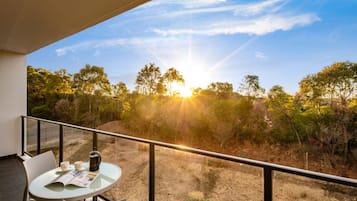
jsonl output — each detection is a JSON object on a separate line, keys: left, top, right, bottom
{"left": 28, "top": 0, "right": 357, "bottom": 94}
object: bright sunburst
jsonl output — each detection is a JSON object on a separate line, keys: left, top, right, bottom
{"left": 173, "top": 57, "right": 211, "bottom": 93}
{"left": 170, "top": 58, "right": 211, "bottom": 98}
{"left": 172, "top": 84, "right": 192, "bottom": 97}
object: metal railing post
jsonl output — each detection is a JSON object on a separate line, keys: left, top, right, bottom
{"left": 21, "top": 116, "right": 25, "bottom": 155}
{"left": 93, "top": 131, "right": 98, "bottom": 151}
{"left": 59, "top": 125, "right": 64, "bottom": 164}
{"left": 37, "top": 120, "right": 41, "bottom": 155}
{"left": 264, "top": 167, "right": 273, "bottom": 201}
{"left": 149, "top": 143, "right": 155, "bottom": 201}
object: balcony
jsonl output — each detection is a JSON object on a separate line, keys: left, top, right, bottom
{"left": 15, "top": 115, "right": 356, "bottom": 201}
{"left": 0, "top": 2, "right": 356, "bottom": 200}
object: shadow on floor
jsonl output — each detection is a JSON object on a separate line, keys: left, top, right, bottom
{"left": 0, "top": 155, "right": 27, "bottom": 201}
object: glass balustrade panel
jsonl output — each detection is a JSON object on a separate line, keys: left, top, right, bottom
{"left": 273, "top": 171, "right": 357, "bottom": 200}
{"left": 25, "top": 118, "right": 37, "bottom": 155}
{"left": 155, "top": 146, "right": 264, "bottom": 201}
{"left": 97, "top": 135, "right": 149, "bottom": 201}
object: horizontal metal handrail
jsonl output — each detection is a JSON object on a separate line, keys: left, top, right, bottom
{"left": 22, "top": 115, "right": 357, "bottom": 188}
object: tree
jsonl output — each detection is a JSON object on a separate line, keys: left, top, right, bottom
{"left": 54, "top": 99, "right": 74, "bottom": 122}
{"left": 299, "top": 62, "right": 357, "bottom": 161}
{"left": 239, "top": 75, "right": 265, "bottom": 98}
{"left": 27, "top": 66, "right": 56, "bottom": 117}
{"left": 298, "top": 74, "right": 324, "bottom": 112}
{"left": 268, "top": 85, "right": 303, "bottom": 146}
{"left": 206, "top": 99, "right": 239, "bottom": 147}
{"left": 319, "top": 62, "right": 356, "bottom": 105}
{"left": 73, "top": 64, "right": 111, "bottom": 96}
{"left": 300, "top": 62, "right": 357, "bottom": 106}
{"left": 135, "top": 63, "right": 162, "bottom": 95}
{"left": 207, "top": 82, "right": 233, "bottom": 98}
{"left": 72, "top": 65, "right": 111, "bottom": 126}
{"left": 112, "top": 82, "right": 131, "bottom": 120}
{"left": 27, "top": 66, "right": 51, "bottom": 101}
{"left": 112, "top": 82, "right": 129, "bottom": 100}
{"left": 156, "top": 77, "right": 167, "bottom": 96}
{"left": 163, "top": 67, "right": 185, "bottom": 96}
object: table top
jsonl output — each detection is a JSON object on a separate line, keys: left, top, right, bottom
{"left": 29, "top": 162, "right": 121, "bottom": 201}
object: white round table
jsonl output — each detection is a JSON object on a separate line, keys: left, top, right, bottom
{"left": 29, "top": 162, "right": 121, "bottom": 201}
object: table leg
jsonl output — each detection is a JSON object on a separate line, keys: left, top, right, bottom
{"left": 93, "top": 196, "right": 98, "bottom": 201}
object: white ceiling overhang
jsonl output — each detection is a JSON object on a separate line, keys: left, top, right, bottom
{"left": 0, "top": 0, "right": 149, "bottom": 54}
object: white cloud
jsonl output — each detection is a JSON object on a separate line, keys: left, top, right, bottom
{"left": 56, "top": 0, "right": 320, "bottom": 56}
{"left": 255, "top": 51, "right": 267, "bottom": 59}
{"left": 56, "top": 39, "right": 128, "bottom": 56}
{"left": 152, "top": 14, "right": 320, "bottom": 36}
{"left": 148, "top": 0, "right": 285, "bottom": 18}
{"left": 55, "top": 49, "right": 67, "bottom": 56}
{"left": 111, "top": 0, "right": 316, "bottom": 38}
{"left": 150, "top": 0, "right": 226, "bottom": 8}
{"left": 235, "top": 0, "right": 286, "bottom": 16}
{"left": 55, "top": 41, "right": 95, "bottom": 56}
{"left": 55, "top": 37, "right": 180, "bottom": 56}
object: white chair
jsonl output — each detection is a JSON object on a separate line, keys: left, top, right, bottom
{"left": 23, "top": 151, "right": 57, "bottom": 201}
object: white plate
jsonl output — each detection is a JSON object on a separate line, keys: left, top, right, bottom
{"left": 75, "top": 167, "right": 87, "bottom": 171}
{"left": 55, "top": 166, "right": 74, "bottom": 174}
{"left": 55, "top": 165, "right": 88, "bottom": 174}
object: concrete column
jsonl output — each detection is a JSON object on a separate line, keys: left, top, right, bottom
{"left": 0, "top": 51, "right": 26, "bottom": 157}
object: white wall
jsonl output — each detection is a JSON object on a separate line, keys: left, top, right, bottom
{"left": 0, "top": 51, "right": 26, "bottom": 157}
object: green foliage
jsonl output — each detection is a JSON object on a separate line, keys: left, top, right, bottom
{"left": 135, "top": 64, "right": 186, "bottom": 96}
{"left": 163, "top": 67, "right": 185, "bottom": 96}
{"left": 31, "top": 104, "right": 52, "bottom": 118}
{"left": 239, "top": 74, "right": 265, "bottom": 97}
{"left": 298, "top": 62, "right": 357, "bottom": 160}
{"left": 207, "top": 82, "right": 233, "bottom": 98}
{"left": 299, "top": 61, "right": 356, "bottom": 106}
{"left": 49, "top": 69, "right": 73, "bottom": 95}
{"left": 190, "top": 112, "right": 210, "bottom": 138}
{"left": 206, "top": 99, "right": 238, "bottom": 147}
{"left": 135, "top": 63, "right": 162, "bottom": 95}
{"left": 112, "top": 82, "right": 129, "bottom": 100}
{"left": 73, "top": 64, "right": 111, "bottom": 96}
{"left": 120, "top": 101, "right": 132, "bottom": 120}
{"left": 27, "top": 66, "right": 73, "bottom": 119}
{"left": 54, "top": 98, "right": 74, "bottom": 122}
{"left": 270, "top": 126, "right": 297, "bottom": 143}
{"left": 267, "top": 85, "right": 303, "bottom": 145}
{"left": 98, "top": 98, "right": 118, "bottom": 123}
{"left": 27, "top": 61, "right": 357, "bottom": 164}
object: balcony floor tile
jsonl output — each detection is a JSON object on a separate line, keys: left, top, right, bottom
{"left": 0, "top": 155, "right": 26, "bottom": 201}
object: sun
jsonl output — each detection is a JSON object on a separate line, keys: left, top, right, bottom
{"left": 170, "top": 82, "right": 192, "bottom": 97}
{"left": 173, "top": 58, "right": 211, "bottom": 91}
{"left": 165, "top": 47, "right": 211, "bottom": 97}
{"left": 174, "top": 85, "right": 192, "bottom": 98}
{"left": 169, "top": 59, "right": 211, "bottom": 98}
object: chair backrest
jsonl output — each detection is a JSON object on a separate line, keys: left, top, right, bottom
{"left": 23, "top": 151, "right": 57, "bottom": 185}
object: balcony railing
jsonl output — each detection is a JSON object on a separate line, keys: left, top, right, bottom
{"left": 21, "top": 115, "right": 357, "bottom": 201}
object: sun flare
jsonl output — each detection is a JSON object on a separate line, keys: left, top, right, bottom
{"left": 173, "top": 85, "right": 192, "bottom": 97}
{"left": 172, "top": 58, "right": 211, "bottom": 93}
